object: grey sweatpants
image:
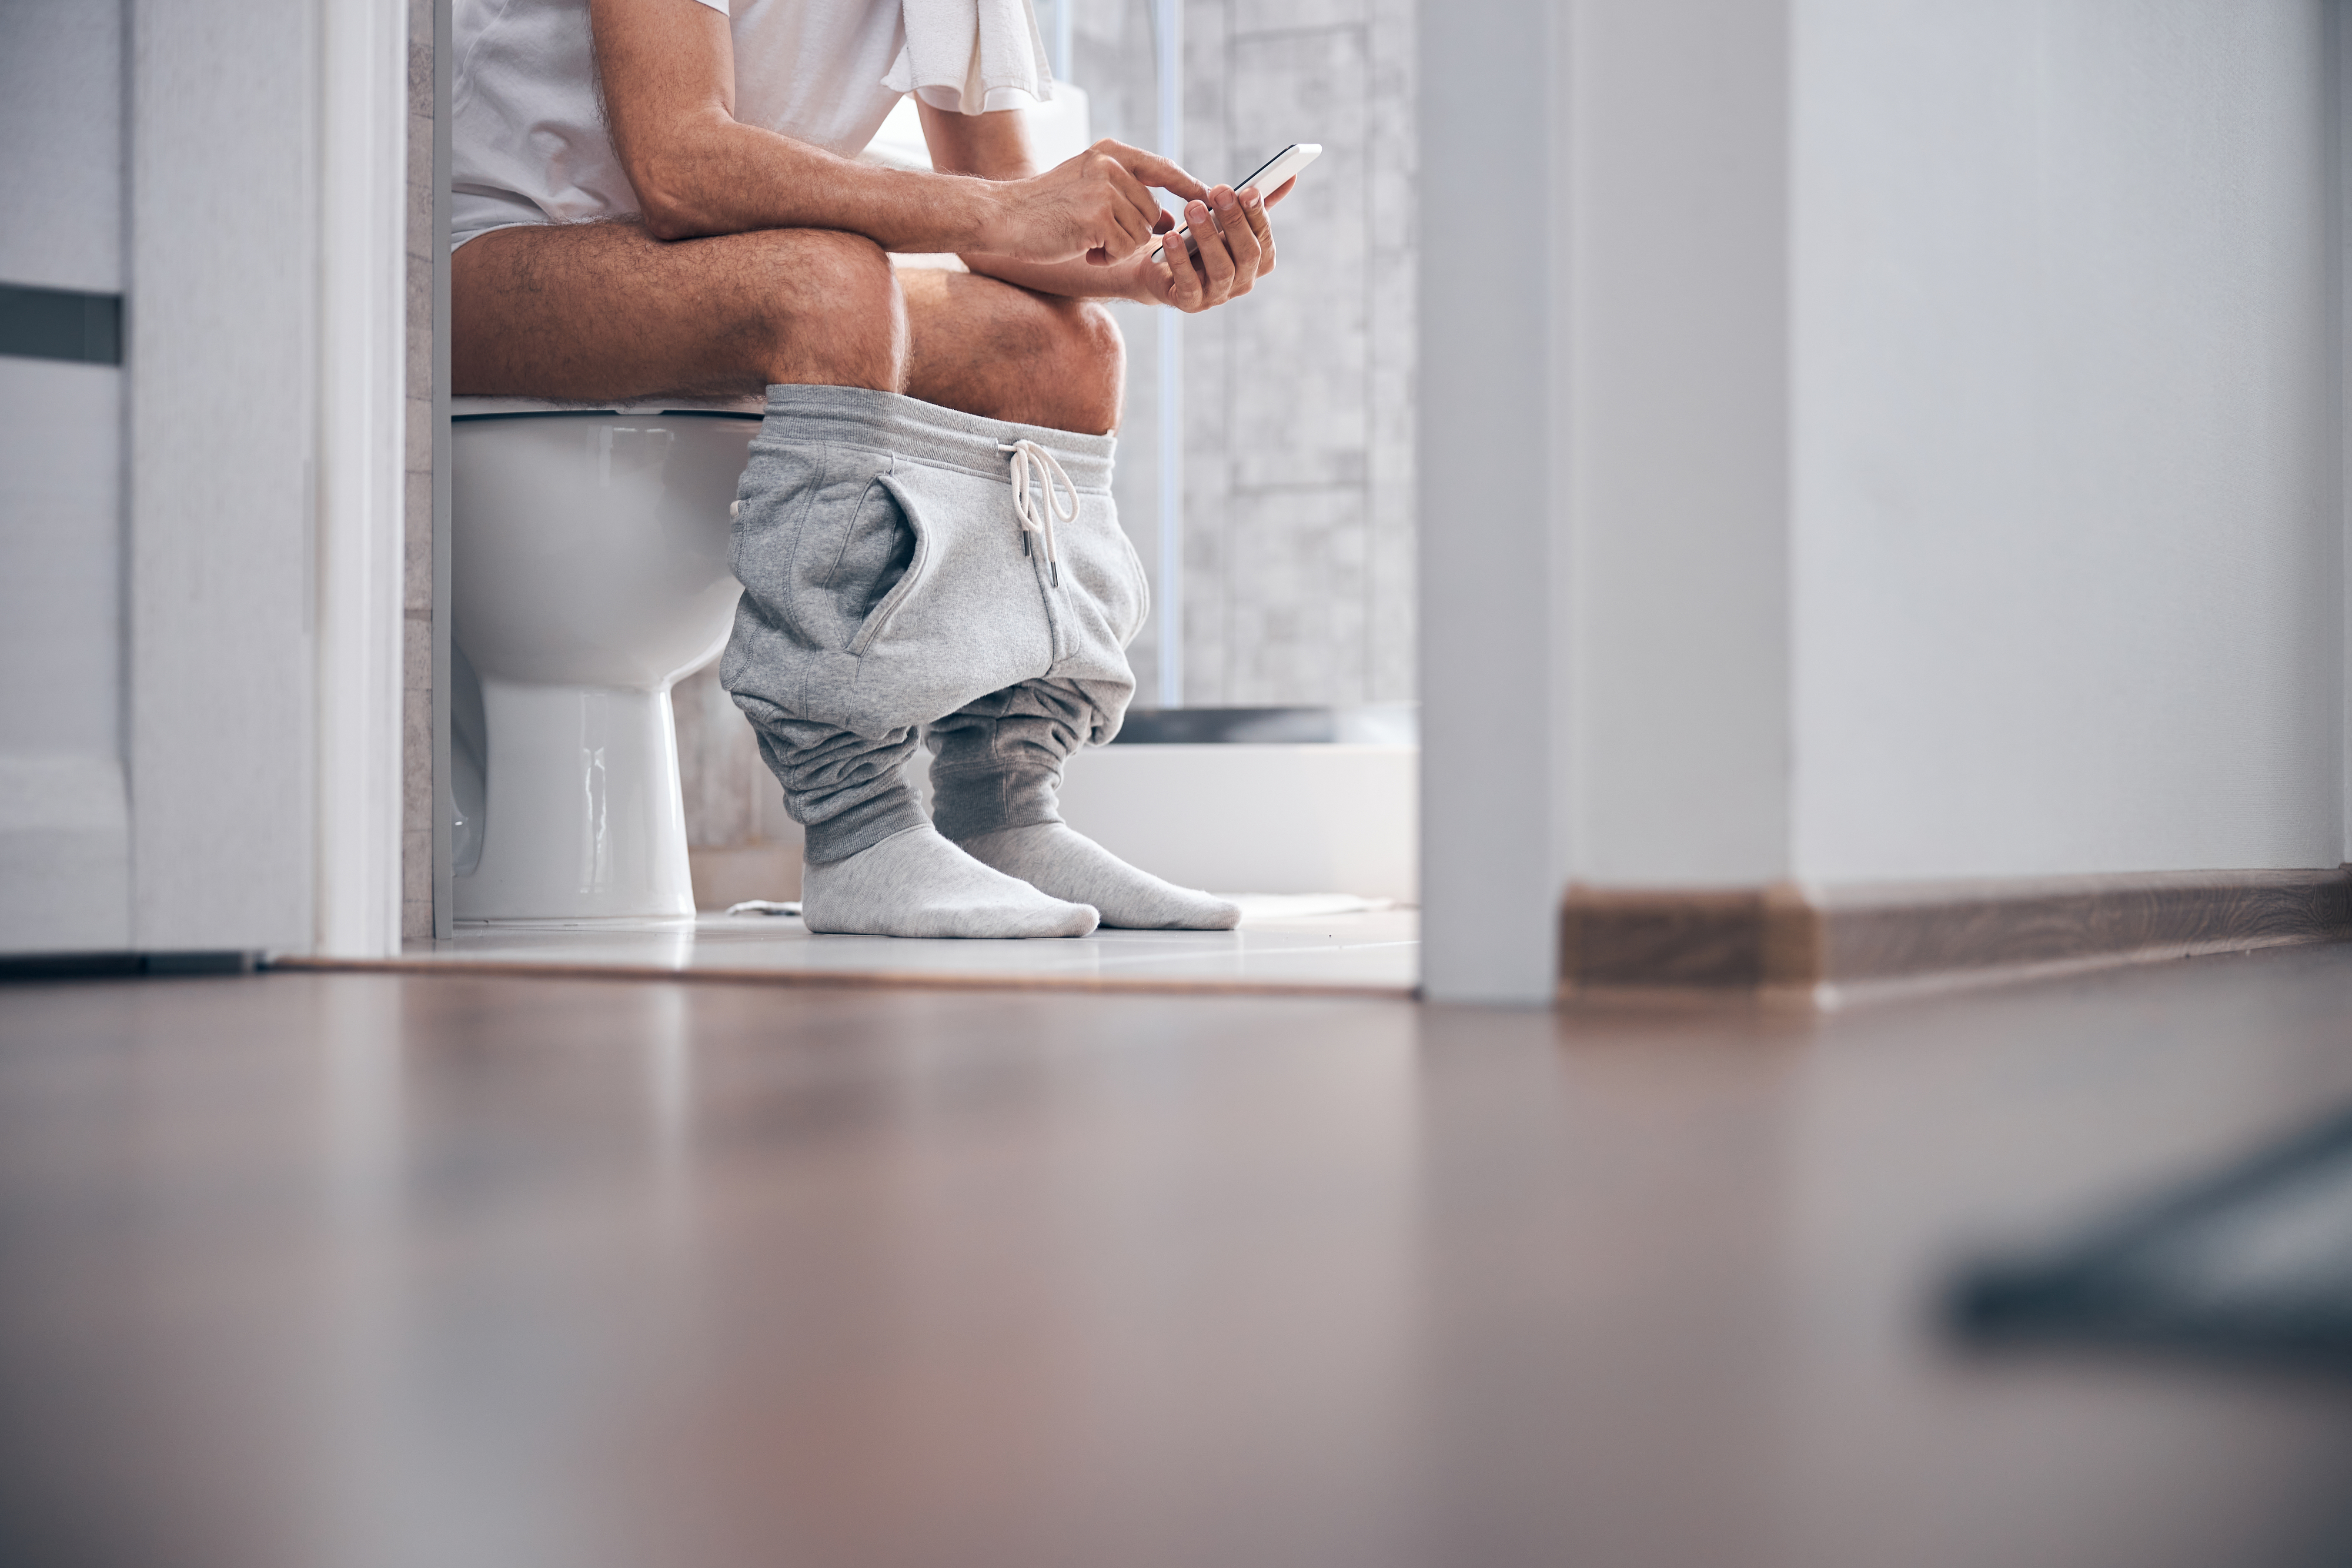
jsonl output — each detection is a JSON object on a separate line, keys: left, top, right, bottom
{"left": 720, "top": 386, "right": 1150, "bottom": 864}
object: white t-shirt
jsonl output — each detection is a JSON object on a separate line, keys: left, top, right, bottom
{"left": 451, "top": 0, "right": 1051, "bottom": 243}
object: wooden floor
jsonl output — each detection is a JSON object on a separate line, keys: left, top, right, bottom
{"left": 5, "top": 949, "right": 2352, "bottom": 1567}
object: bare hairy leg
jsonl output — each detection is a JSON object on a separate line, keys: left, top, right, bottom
{"left": 897, "top": 267, "right": 1127, "bottom": 436}
{"left": 451, "top": 219, "right": 908, "bottom": 399}
{"left": 452, "top": 219, "right": 1126, "bottom": 434}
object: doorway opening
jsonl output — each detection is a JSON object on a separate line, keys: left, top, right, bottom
{"left": 398, "top": 0, "right": 1420, "bottom": 996}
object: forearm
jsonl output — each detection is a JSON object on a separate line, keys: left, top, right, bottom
{"left": 960, "top": 252, "right": 1150, "bottom": 302}
{"left": 627, "top": 114, "right": 1012, "bottom": 249}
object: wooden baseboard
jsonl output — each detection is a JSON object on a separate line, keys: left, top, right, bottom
{"left": 1561, "top": 867, "right": 2352, "bottom": 998}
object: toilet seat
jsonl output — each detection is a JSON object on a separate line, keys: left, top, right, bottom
{"left": 452, "top": 393, "right": 765, "bottom": 418}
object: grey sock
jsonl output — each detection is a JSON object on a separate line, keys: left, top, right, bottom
{"left": 953, "top": 823, "right": 1241, "bottom": 931}
{"left": 801, "top": 825, "right": 1099, "bottom": 938}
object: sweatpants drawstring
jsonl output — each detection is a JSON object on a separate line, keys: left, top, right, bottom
{"left": 998, "top": 439, "right": 1077, "bottom": 586}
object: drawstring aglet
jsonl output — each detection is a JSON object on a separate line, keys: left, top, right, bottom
{"left": 1000, "top": 437, "right": 1077, "bottom": 590}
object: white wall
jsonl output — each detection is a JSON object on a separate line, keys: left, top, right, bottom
{"left": 0, "top": 5, "right": 131, "bottom": 951}
{"left": 1564, "top": 0, "right": 1795, "bottom": 890}
{"left": 125, "top": 0, "right": 328, "bottom": 952}
{"left": 0, "top": 6, "right": 122, "bottom": 293}
{"left": 1416, "top": 0, "right": 1565, "bottom": 1001}
{"left": 0, "top": 360, "right": 128, "bottom": 952}
{"left": 1417, "top": 0, "right": 2348, "bottom": 1001}
{"left": 1790, "top": 0, "right": 2343, "bottom": 882}
{"left": 1, "top": 0, "right": 406, "bottom": 958}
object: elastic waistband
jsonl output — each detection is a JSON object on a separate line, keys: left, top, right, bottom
{"left": 761, "top": 385, "right": 1117, "bottom": 492}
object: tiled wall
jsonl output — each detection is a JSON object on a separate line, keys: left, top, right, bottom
{"left": 401, "top": 0, "right": 434, "bottom": 940}
{"left": 1078, "top": 0, "right": 1417, "bottom": 708}
{"left": 1181, "top": 0, "right": 1417, "bottom": 707}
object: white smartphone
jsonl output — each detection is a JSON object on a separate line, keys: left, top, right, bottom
{"left": 1150, "top": 142, "right": 1321, "bottom": 263}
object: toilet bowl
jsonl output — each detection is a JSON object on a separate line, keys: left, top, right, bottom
{"left": 450, "top": 397, "right": 759, "bottom": 922}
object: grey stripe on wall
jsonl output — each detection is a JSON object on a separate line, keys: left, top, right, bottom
{"left": 0, "top": 282, "right": 123, "bottom": 365}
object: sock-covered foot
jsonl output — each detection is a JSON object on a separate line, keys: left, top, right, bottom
{"left": 953, "top": 823, "right": 1241, "bottom": 931}
{"left": 801, "top": 825, "right": 1098, "bottom": 938}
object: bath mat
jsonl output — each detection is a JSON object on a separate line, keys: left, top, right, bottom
{"left": 1225, "top": 893, "right": 1397, "bottom": 921}
{"left": 1949, "top": 1106, "right": 2352, "bottom": 1368}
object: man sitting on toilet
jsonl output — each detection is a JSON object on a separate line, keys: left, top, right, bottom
{"left": 452, "top": 0, "right": 1290, "bottom": 937}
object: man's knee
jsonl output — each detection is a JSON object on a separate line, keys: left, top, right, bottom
{"left": 759, "top": 231, "right": 906, "bottom": 390}
{"left": 1041, "top": 299, "right": 1125, "bottom": 434}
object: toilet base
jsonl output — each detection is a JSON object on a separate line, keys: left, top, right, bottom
{"left": 455, "top": 680, "right": 699, "bottom": 922}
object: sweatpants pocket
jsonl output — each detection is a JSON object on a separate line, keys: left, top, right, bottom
{"left": 841, "top": 478, "right": 926, "bottom": 656}
{"left": 789, "top": 464, "right": 918, "bottom": 652}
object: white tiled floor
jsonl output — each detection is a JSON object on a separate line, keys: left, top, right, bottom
{"left": 363, "top": 898, "right": 1418, "bottom": 996}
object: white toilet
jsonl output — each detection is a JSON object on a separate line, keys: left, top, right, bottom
{"left": 449, "top": 397, "right": 760, "bottom": 923}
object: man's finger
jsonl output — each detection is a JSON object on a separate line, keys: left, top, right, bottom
{"left": 1162, "top": 229, "right": 1205, "bottom": 311}
{"left": 1193, "top": 195, "right": 1239, "bottom": 302}
{"left": 1088, "top": 182, "right": 1147, "bottom": 255}
{"left": 1212, "top": 188, "right": 1262, "bottom": 289}
{"left": 1083, "top": 152, "right": 1163, "bottom": 256}
{"left": 1118, "top": 192, "right": 1158, "bottom": 253}
{"left": 1162, "top": 255, "right": 1200, "bottom": 312}
{"left": 1099, "top": 139, "right": 1208, "bottom": 203}
{"left": 1104, "top": 159, "right": 1170, "bottom": 246}
{"left": 1236, "top": 186, "right": 1275, "bottom": 275}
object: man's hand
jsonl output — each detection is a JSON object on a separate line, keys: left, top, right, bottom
{"left": 958, "top": 170, "right": 1293, "bottom": 312}
{"left": 925, "top": 102, "right": 1292, "bottom": 316}
{"left": 978, "top": 140, "right": 1208, "bottom": 266}
{"left": 1127, "top": 177, "right": 1292, "bottom": 312}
